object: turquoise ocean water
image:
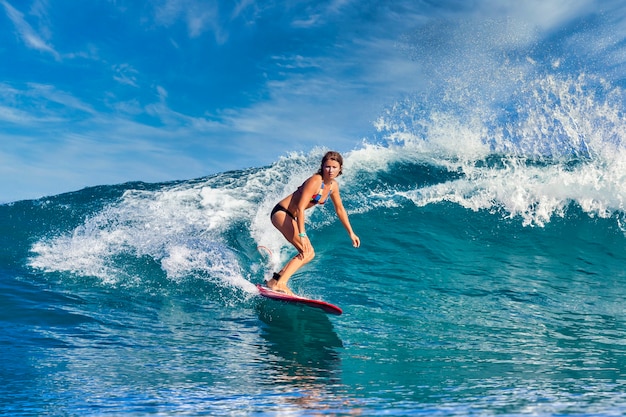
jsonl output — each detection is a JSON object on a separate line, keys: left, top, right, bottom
{"left": 3, "top": 123, "right": 626, "bottom": 415}
{"left": 4, "top": 10, "right": 626, "bottom": 415}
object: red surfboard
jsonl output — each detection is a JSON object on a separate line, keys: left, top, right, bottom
{"left": 256, "top": 284, "right": 343, "bottom": 315}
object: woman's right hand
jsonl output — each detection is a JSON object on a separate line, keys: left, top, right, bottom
{"left": 299, "top": 235, "right": 312, "bottom": 256}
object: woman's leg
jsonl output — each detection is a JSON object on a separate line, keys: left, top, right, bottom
{"left": 267, "top": 210, "right": 315, "bottom": 293}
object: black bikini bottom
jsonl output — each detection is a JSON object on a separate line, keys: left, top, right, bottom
{"left": 270, "top": 204, "right": 296, "bottom": 221}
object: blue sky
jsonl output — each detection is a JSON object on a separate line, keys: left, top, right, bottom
{"left": 0, "top": 0, "right": 621, "bottom": 202}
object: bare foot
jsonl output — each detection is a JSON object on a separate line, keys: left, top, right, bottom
{"left": 267, "top": 278, "right": 295, "bottom": 296}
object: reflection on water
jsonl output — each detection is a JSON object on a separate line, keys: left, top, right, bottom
{"left": 255, "top": 299, "right": 349, "bottom": 411}
{"left": 257, "top": 300, "right": 343, "bottom": 379}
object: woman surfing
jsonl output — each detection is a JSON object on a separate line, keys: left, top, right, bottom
{"left": 266, "top": 151, "right": 360, "bottom": 295}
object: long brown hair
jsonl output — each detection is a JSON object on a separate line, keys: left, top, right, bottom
{"left": 317, "top": 151, "right": 343, "bottom": 176}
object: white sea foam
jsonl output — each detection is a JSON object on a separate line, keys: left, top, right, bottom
{"left": 30, "top": 179, "right": 262, "bottom": 291}
{"left": 29, "top": 149, "right": 345, "bottom": 290}
{"left": 366, "top": 73, "right": 626, "bottom": 227}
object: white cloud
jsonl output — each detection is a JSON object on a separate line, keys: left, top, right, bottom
{"left": 156, "top": 85, "right": 168, "bottom": 101}
{"left": 1, "top": 0, "right": 60, "bottom": 60}
{"left": 112, "top": 64, "right": 140, "bottom": 87}
{"left": 0, "top": 127, "right": 209, "bottom": 202}
{"left": 478, "top": 0, "right": 596, "bottom": 32}
{"left": 0, "top": 83, "right": 95, "bottom": 125}
{"left": 0, "top": 81, "right": 237, "bottom": 202}
{"left": 26, "top": 83, "right": 96, "bottom": 115}
{"left": 231, "top": 0, "right": 256, "bottom": 21}
{"left": 0, "top": 105, "right": 42, "bottom": 124}
{"left": 152, "top": 0, "right": 224, "bottom": 42}
{"left": 271, "top": 54, "right": 321, "bottom": 70}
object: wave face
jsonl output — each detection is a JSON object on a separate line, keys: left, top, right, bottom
{"left": 2, "top": 138, "right": 626, "bottom": 414}
{"left": 4, "top": 8, "right": 626, "bottom": 416}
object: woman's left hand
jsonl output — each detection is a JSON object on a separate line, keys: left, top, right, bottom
{"left": 351, "top": 233, "right": 361, "bottom": 248}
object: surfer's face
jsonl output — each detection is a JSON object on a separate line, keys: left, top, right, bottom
{"left": 322, "top": 160, "right": 341, "bottom": 179}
